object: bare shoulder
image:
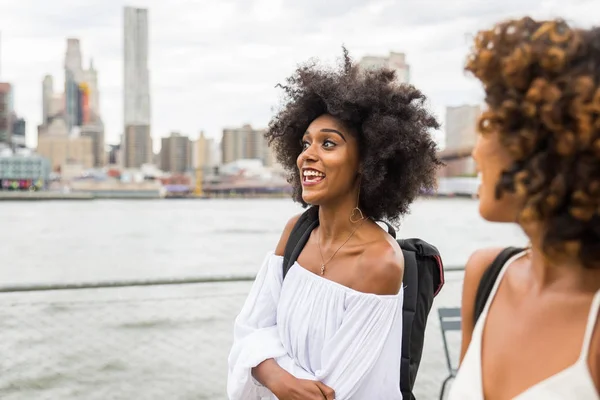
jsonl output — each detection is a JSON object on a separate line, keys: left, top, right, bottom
{"left": 357, "top": 237, "right": 404, "bottom": 296}
{"left": 274, "top": 213, "right": 302, "bottom": 256}
{"left": 464, "top": 247, "right": 505, "bottom": 287}
{"left": 463, "top": 247, "right": 506, "bottom": 304}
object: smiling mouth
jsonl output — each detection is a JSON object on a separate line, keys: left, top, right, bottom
{"left": 302, "top": 169, "right": 326, "bottom": 185}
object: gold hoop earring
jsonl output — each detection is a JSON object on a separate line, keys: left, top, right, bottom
{"left": 350, "top": 178, "right": 365, "bottom": 223}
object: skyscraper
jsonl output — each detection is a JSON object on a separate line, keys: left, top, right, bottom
{"left": 11, "top": 116, "right": 26, "bottom": 149}
{"left": 194, "top": 131, "right": 215, "bottom": 172}
{"left": 65, "top": 38, "right": 83, "bottom": 81}
{"left": 359, "top": 52, "right": 410, "bottom": 84}
{"left": 42, "top": 75, "right": 53, "bottom": 124}
{"left": 160, "top": 132, "right": 192, "bottom": 173}
{"left": 443, "top": 104, "right": 481, "bottom": 177}
{"left": 64, "top": 38, "right": 83, "bottom": 131}
{"left": 221, "top": 124, "right": 271, "bottom": 166}
{"left": 83, "top": 59, "right": 100, "bottom": 122}
{"left": 123, "top": 6, "right": 152, "bottom": 169}
{"left": 222, "top": 125, "right": 250, "bottom": 165}
{"left": 445, "top": 105, "right": 480, "bottom": 150}
{"left": 80, "top": 121, "right": 105, "bottom": 167}
{"left": 0, "top": 83, "right": 13, "bottom": 146}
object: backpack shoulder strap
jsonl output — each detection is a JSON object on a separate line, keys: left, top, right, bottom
{"left": 374, "top": 220, "right": 445, "bottom": 296}
{"left": 397, "top": 237, "right": 444, "bottom": 398}
{"left": 473, "top": 246, "right": 525, "bottom": 324}
{"left": 282, "top": 207, "right": 319, "bottom": 279}
{"left": 380, "top": 220, "right": 446, "bottom": 398}
{"left": 398, "top": 238, "right": 445, "bottom": 296}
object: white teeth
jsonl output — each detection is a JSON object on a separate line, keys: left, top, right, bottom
{"left": 303, "top": 170, "right": 324, "bottom": 177}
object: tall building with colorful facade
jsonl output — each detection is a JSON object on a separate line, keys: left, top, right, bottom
{"left": 63, "top": 39, "right": 101, "bottom": 132}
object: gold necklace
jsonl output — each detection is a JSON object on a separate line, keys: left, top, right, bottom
{"left": 317, "top": 219, "right": 366, "bottom": 275}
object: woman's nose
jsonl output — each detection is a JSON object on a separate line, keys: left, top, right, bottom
{"left": 301, "top": 144, "right": 318, "bottom": 162}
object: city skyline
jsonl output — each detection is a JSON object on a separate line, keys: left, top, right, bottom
{"left": 0, "top": 0, "right": 598, "bottom": 150}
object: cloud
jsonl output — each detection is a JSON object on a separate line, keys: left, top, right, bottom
{"left": 0, "top": 0, "right": 598, "bottom": 151}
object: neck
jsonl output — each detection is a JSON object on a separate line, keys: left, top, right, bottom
{"left": 318, "top": 195, "right": 361, "bottom": 244}
{"left": 524, "top": 230, "right": 600, "bottom": 293}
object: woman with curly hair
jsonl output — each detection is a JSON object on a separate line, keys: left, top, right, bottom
{"left": 449, "top": 17, "right": 600, "bottom": 399}
{"left": 227, "top": 48, "right": 441, "bottom": 400}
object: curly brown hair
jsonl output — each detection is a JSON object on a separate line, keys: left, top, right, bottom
{"left": 265, "top": 48, "right": 442, "bottom": 224}
{"left": 465, "top": 17, "right": 600, "bottom": 268}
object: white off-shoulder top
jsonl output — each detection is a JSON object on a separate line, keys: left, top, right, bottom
{"left": 227, "top": 252, "right": 404, "bottom": 400}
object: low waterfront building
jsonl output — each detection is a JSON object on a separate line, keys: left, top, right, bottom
{"left": 0, "top": 152, "right": 51, "bottom": 190}
{"left": 69, "top": 179, "right": 166, "bottom": 199}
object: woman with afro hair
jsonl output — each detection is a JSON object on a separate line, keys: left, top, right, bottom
{"left": 450, "top": 18, "right": 600, "bottom": 399}
{"left": 227, "top": 48, "right": 441, "bottom": 400}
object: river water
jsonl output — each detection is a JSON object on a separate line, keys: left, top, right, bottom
{"left": 0, "top": 198, "right": 527, "bottom": 399}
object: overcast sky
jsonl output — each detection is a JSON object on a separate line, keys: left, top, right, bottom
{"left": 0, "top": 0, "right": 598, "bottom": 150}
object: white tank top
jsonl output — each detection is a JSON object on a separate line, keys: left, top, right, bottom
{"left": 448, "top": 251, "right": 600, "bottom": 400}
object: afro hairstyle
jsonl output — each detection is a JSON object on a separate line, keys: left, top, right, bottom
{"left": 265, "top": 48, "right": 442, "bottom": 225}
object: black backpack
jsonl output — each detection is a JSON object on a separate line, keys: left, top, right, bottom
{"left": 282, "top": 207, "right": 445, "bottom": 400}
{"left": 473, "top": 246, "right": 525, "bottom": 324}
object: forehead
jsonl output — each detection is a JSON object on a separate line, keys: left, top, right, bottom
{"left": 305, "top": 114, "right": 348, "bottom": 134}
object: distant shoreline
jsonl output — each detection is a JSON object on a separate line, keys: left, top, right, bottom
{"left": 0, "top": 191, "right": 475, "bottom": 201}
{"left": 0, "top": 192, "right": 96, "bottom": 201}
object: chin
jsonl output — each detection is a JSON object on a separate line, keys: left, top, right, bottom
{"left": 478, "top": 192, "right": 498, "bottom": 221}
{"left": 479, "top": 202, "right": 502, "bottom": 222}
{"left": 478, "top": 199, "right": 518, "bottom": 223}
{"left": 301, "top": 190, "right": 321, "bottom": 205}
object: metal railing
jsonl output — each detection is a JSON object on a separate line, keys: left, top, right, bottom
{"left": 0, "top": 274, "right": 256, "bottom": 293}
{"left": 0, "top": 265, "right": 465, "bottom": 294}
{"left": 0, "top": 267, "right": 465, "bottom": 400}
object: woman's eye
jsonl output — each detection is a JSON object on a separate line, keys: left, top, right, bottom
{"left": 301, "top": 141, "right": 310, "bottom": 150}
{"left": 323, "top": 140, "right": 336, "bottom": 148}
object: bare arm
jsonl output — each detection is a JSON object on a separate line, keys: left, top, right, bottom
{"left": 250, "top": 214, "right": 300, "bottom": 388}
{"left": 252, "top": 359, "right": 293, "bottom": 394}
{"left": 590, "top": 315, "right": 600, "bottom": 391}
{"left": 459, "top": 247, "right": 503, "bottom": 363}
{"left": 252, "top": 214, "right": 335, "bottom": 399}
